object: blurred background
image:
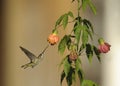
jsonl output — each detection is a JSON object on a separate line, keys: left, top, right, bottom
{"left": 0, "top": 0, "right": 120, "bottom": 86}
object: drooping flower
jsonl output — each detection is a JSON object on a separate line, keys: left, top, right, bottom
{"left": 69, "top": 51, "right": 78, "bottom": 61}
{"left": 47, "top": 31, "right": 59, "bottom": 45}
{"left": 98, "top": 38, "right": 111, "bottom": 53}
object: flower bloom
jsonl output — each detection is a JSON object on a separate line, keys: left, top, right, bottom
{"left": 98, "top": 38, "right": 111, "bottom": 53}
{"left": 47, "top": 33, "right": 59, "bottom": 45}
{"left": 69, "top": 51, "right": 78, "bottom": 61}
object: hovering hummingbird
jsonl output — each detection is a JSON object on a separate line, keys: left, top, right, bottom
{"left": 20, "top": 45, "right": 49, "bottom": 69}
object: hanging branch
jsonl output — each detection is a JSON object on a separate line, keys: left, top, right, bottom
{"left": 20, "top": 0, "right": 111, "bottom": 86}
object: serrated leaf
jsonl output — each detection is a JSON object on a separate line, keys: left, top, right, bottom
{"left": 75, "top": 58, "right": 81, "bottom": 72}
{"left": 62, "top": 14, "right": 68, "bottom": 29}
{"left": 93, "top": 46, "right": 101, "bottom": 62}
{"left": 68, "top": 11, "right": 74, "bottom": 18}
{"left": 55, "top": 15, "right": 64, "bottom": 27}
{"left": 74, "top": 24, "right": 82, "bottom": 44}
{"left": 58, "top": 56, "right": 68, "bottom": 69}
{"left": 83, "top": 19, "right": 94, "bottom": 33}
{"left": 66, "top": 36, "right": 72, "bottom": 50}
{"left": 66, "top": 67, "right": 74, "bottom": 86}
{"left": 58, "top": 35, "right": 68, "bottom": 54}
{"left": 63, "top": 57, "right": 71, "bottom": 77}
{"left": 78, "top": 68, "right": 84, "bottom": 85}
{"left": 82, "top": 0, "right": 89, "bottom": 11}
{"left": 86, "top": 29, "right": 93, "bottom": 40}
{"left": 83, "top": 24, "right": 93, "bottom": 40}
{"left": 86, "top": 44, "right": 93, "bottom": 63}
{"left": 81, "top": 80, "right": 98, "bottom": 86}
{"left": 82, "top": 28, "right": 88, "bottom": 45}
{"left": 60, "top": 71, "right": 66, "bottom": 85}
{"left": 72, "top": 71, "right": 76, "bottom": 82}
{"left": 82, "top": 0, "right": 97, "bottom": 15}
{"left": 74, "top": 22, "right": 78, "bottom": 28}
{"left": 88, "top": 0, "right": 97, "bottom": 15}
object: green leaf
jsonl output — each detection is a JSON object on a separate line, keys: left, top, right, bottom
{"left": 63, "top": 35, "right": 72, "bottom": 50}
{"left": 63, "top": 57, "right": 71, "bottom": 77}
{"left": 62, "top": 14, "right": 68, "bottom": 29}
{"left": 86, "top": 28, "right": 93, "bottom": 40}
{"left": 75, "top": 58, "right": 84, "bottom": 84}
{"left": 82, "top": 0, "right": 89, "bottom": 11}
{"left": 68, "top": 11, "right": 74, "bottom": 18}
{"left": 55, "top": 15, "right": 64, "bottom": 27}
{"left": 74, "top": 24, "right": 82, "bottom": 44}
{"left": 81, "top": 80, "right": 98, "bottom": 86}
{"left": 60, "top": 71, "right": 66, "bottom": 85}
{"left": 86, "top": 44, "right": 93, "bottom": 63}
{"left": 83, "top": 24, "right": 93, "bottom": 40}
{"left": 88, "top": 0, "right": 97, "bottom": 15}
{"left": 82, "top": 0, "right": 97, "bottom": 15}
{"left": 66, "top": 67, "right": 75, "bottom": 86}
{"left": 58, "top": 56, "right": 68, "bottom": 69}
{"left": 93, "top": 46, "right": 101, "bottom": 62}
{"left": 78, "top": 68, "right": 84, "bottom": 84}
{"left": 72, "top": 71, "right": 76, "bottom": 82}
{"left": 58, "top": 35, "right": 68, "bottom": 54}
{"left": 82, "top": 28, "right": 88, "bottom": 45}
{"left": 75, "top": 58, "right": 81, "bottom": 72}
{"left": 83, "top": 19, "right": 94, "bottom": 33}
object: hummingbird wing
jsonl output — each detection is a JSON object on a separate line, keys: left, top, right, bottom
{"left": 20, "top": 46, "right": 37, "bottom": 62}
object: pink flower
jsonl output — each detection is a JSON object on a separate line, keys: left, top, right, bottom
{"left": 98, "top": 38, "right": 111, "bottom": 53}
{"left": 69, "top": 51, "right": 78, "bottom": 61}
{"left": 47, "top": 33, "right": 59, "bottom": 45}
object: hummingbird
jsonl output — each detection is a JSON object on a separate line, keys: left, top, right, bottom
{"left": 20, "top": 45, "right": 49, "bottom": 69}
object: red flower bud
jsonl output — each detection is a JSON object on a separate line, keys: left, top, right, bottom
{"left": 69, "top": 51, "right": 78, "bottom": 61}
{"left": 47, "top": 33, "right": 59, "bottom": 45}
{"left": 98, "top": 38, "right": 111, "bottom": 53}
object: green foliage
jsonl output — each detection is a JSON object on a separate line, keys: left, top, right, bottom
{"left": 82, "top": 0, "right": 97, "bottom": 15}
{"left": 82, "top": 0, "right": 89, "bottom": 11}
{"left": 81, "top": 80, "right": 98, "bottom": 86}
{"left": 86, "top": 44, "right": 93, "bottom": 63}
{"left": 75, "top": 58, "right": 81, "bottom": 72}
{"left": 74, "top": 24, "right": 82, "bottom": 44}
{"left": 53, "top": 0, "right": 101, "bottom": 86}
{"left": 88, "top": 0, "right": 97, "bottom": 15}
{"left": 58, "top": 35, "right": 71, "bottom": 54}
{"left": 83, "top": 19, "right": 94, "bottom": 34}
{"left": 63, "top": 57, "right": 71, "bottom": 76}
{"left": 75, "top": 58, "right": 84, "bottom": 84}
{"left": 60, "top": 58, "right": 85, "bottom": 86}
{"left": 63, "top": 14, "right": 68, "bottom": 29}
{"left": 61, "top": 71, "right": 66, "bottom": 85}
{"left": 20, "top": 0, "right": 108, "bottom": 86}
{"left": 59, "top": 56, "right": 68, "bottom": 69}
{"left": 93, "top": 46, "right": 101, "bottom": 62}
{"left": 58, "top": 35, "right": 67, "bottom": 54}
{"left": 66, "top": 67, "right": 75, "bottom": 86}
{"left": 55, "top": 11, "right": 74, "bottom": 29}
{"left": 73, "top": 18, "right": 94, "bottom": 47}
{"left": 82, "top": 27, "right": 89, "bottom": 45}
{"left": 68, "top": 11, "right": 74, "bottom": 18}
{"left": 55, "top": 15, "right": 64, "bottom": 28}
